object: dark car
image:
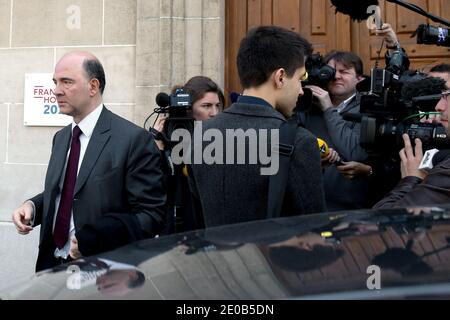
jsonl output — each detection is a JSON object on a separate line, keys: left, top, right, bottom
{"left": 2, "top": 206, "right": 450, "bottom": 300}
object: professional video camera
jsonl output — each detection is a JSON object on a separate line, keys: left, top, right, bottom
{"left": 154, "top": 88, "right": 194, "bottom": 149}
{"left": 304, "top": 53, "right": 336, "bottom": 88}
{"left": 150, "top": 89, "right": 195, "bottom": 234}
{"left": 328, "top": 0, "right": 450, "bottom": 155}
{"left": 294, "top": 53, "right": 336, "bottom": 119}
{"left": 358, "top": 49, "right": 449, "bottom": 155}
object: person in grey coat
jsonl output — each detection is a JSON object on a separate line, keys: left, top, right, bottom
{"left": 188, "top": 26, "right": 326, "bottom": 228}
{"left": 303, "top": 24, "right": 403, "bottom": 210}
{"left": 303, "top": 51, "right": 373, "bottom": 210}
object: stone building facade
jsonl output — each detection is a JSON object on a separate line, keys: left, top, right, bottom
{"left": 0, "top": 0, "right": 224, "bottom": 290}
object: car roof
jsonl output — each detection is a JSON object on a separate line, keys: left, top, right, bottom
{"left": 3, "top": 206, "right": 450, "bottom": 300}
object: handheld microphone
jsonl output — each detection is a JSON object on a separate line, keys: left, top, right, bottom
{"left": 317, "top": 138, "right": 330, "bottom": 158}
{"left": 318, "top": 138, "right": 347, "bottom": 165}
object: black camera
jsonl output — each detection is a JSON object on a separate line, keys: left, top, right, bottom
{"left": 154, "top": 89, "right": 194, "bottom": 148}
{"left": 295, "top": 53, "right": 336, "bottom": 117}
{"left": 304, "top": 53, "right": 336, "bottom": 88}
{"left": 416, "top": 24, "right": 450, "bottom": 47}
{"left": 358, "top": 63, "right": 449, "bottom": 155}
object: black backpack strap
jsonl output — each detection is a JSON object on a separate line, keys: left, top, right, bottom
{"left": 266, "top": 119, "right": 297, "bottom": 219}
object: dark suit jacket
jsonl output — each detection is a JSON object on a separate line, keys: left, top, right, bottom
{"left": 31, "top": 107, "right": 166, "bottom": 271}
{"left": 189, "top": 102, "right": 326, "bottom": 228}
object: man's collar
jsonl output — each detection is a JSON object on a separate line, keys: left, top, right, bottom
{"left": 72, "top": 103, "right": 103, "bottom": 137}
{"left": 337, "top": 93, "right": 357, "bottom": 113}
{"left": 237, "top": 95, "right": 273, "bottom": 109}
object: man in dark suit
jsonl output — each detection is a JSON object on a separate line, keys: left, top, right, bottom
{"left": 12, "top": 51, "right": 166, "bottom": 272}
{"left": 189, "top": 26, "right": 326, "bottom": 227}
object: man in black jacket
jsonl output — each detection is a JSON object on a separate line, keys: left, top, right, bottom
{"left": 375, "top": 88, "right": 450, "bottom": 208}
{"left": 12, "top": 51, "right": 166, "bottom": 272}
{"left": 189, "top": 26, "right": 326, "bottom": 227}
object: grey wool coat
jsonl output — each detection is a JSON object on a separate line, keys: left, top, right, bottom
{"left": 189, "top": 101, "right": 326, "bottom": 228}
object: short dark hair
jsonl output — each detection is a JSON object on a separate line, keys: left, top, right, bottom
{"left": 237, "top": 26, "right": 312, "bottom": 88}
{"left": 324, "top": 51, "right": 364, "bottom": 76}
{"left": 430, "top": 63, "right": 450, "bottom": 74}
{"left": 83, "top": 58, "right": 106, "bottom": 95}
{"left": 268, "top": 244, "right": 344, "bottom": 273}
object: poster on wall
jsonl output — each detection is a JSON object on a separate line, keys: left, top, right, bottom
{"left": 24, "top": 73, "right": 72, "bottom": 126}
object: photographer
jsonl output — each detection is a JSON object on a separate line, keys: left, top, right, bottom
{"left": 302, "top": 24, "right": 403, "bottom": 210}
{"left": 153, "top": 76, "right": 225, "bottom": 233}
{"left": 303, "top": 50, "right": 372, "bottom": 210}
{"left": 375, "top": 88, "right": 450, "bottom": 208}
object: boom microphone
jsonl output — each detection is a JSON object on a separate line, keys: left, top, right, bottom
{"left": 330, "top": 0, "right": 379, "bottom": 22}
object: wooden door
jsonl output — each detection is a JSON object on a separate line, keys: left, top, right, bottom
{"left": 225, "top": 0, "right": 450, "bottom": 101}
{"left": 225, "top": 0, "right": 351, "bottom": 102}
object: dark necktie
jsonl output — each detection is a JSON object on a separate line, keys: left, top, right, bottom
{"left": 54, "top": 125, "right": 82, "bottom": 249}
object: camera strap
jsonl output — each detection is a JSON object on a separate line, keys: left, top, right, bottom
{"left": 266, "top": 119, "right": 297, "bottom": 219}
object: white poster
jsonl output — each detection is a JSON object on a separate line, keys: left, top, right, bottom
{"left": 24, "top": 73, "right": 72, "bottom": 126}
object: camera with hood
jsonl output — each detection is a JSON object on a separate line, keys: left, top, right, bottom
{"left": 358, "top": 50, "right": 449, "bottom": 156}
{"left": 304, "top": 53, "right": 336, "bottom": 88}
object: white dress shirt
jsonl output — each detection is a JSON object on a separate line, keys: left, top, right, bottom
{"left": 337, "top": 93, "right": 356, "bottom": 114}
{"left": 52, "top": 104, "right": 104, "bottom": 259}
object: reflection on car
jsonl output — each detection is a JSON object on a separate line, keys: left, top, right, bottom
{"left": 2, "top": 206, "right": 450, "bottom": 300}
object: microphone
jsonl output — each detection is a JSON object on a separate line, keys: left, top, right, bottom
{"left": 330, "top": 0, "right": 379, "bottom": 22}
{"left": 156, "top": 92, "right": 170, "bottom": 108}
{"left": 317, "top": 138, "right": 330, "bottom": 158}
{"left": 318, "top": 138, "right": 347, "bottom": 165}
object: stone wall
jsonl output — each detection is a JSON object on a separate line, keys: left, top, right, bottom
{"left": 0, "top": 0, "right": 224, "bottom": 290}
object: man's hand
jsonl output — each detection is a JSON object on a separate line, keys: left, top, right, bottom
{"left": 305, "top": 85, "right": 333, "bottom": 112}
{"left": 12, "top": 201, "right": 34, "bottom": 235}
{"left": 321, "top": 148, "right": 341, "bottom": 168}
{"left": 69, "top": 236, "right": 83, "bottom": 260}
{"left": 336, "top": 161, "right": 372, "bottom": 180}
{"left": 399, "top": 134, "right": 427, "bottom": 179}
{"left": 374, "top": 23, "right": 399, "bottom": 48}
